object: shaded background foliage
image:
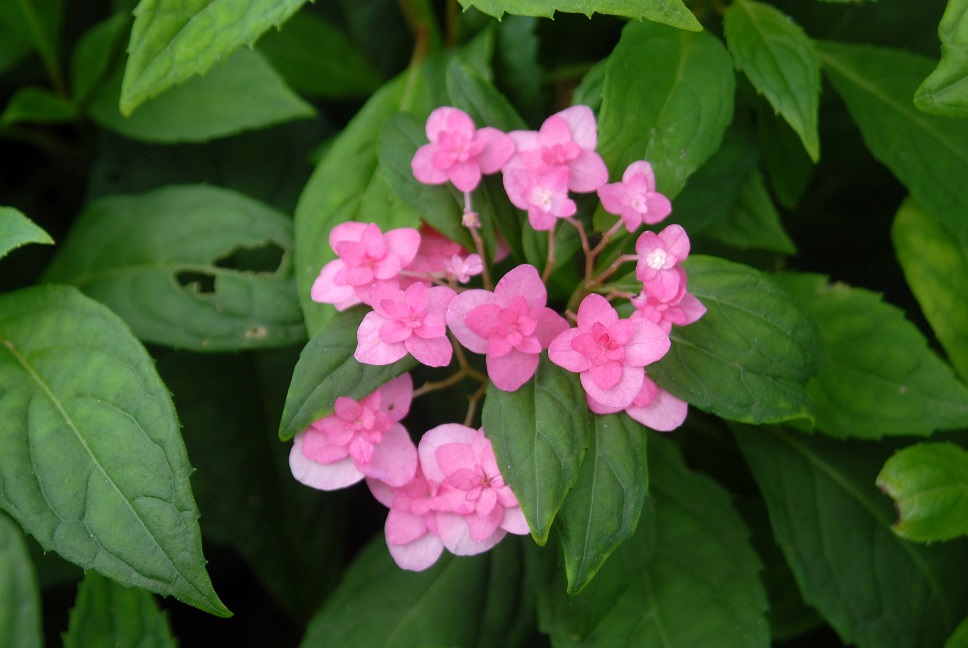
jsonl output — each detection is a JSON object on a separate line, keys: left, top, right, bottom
{"left": 2, "top": 0, "right": 968, "bottom": 646}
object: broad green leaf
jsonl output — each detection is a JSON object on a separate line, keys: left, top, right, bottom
{"left": 457, "top": 0, "right": 701, "bottom": 29}
{"left": 0, "top": 87, "right": 74, "bottom": 125}
{"left": 915, "top": 0, "right": 968, "bottom": 116}
{"left": 539, "top": 435, "right": 769, "bottom": 647}
{"left": 0, "top": 285, "right": 229, "bottom": 617}
{"left": 0, "top": 0, "right": 63, "bottom": 90}
{"left": 0, "top": 513, "right": 42, "bottom": 648}
{"left": 817, "top": 41, "right": 968, "bottom": 248}
{"left": 70, "top": 13, "right": 129, "bottom": 106}
{"left": 300, "top": 536, "right": 529, "bottom": 648}
{"left": 724, "top": 0, "right": 821, "bottom": 160}
{"left": 294, "top": 77, "right": 421, "bottom": 336}
{"left": 257, "top": 11, "right": 382, "bottom": 98}
{"left": 278, "top": 308, "right": 415, "bottom": 440}
{"left": 572, "top": 60, "right": 606, "bottom": 113}
{"left": 482, "top": 357, "right": 592, "bottom": 545}
{"left": 63, "top": 572, "right": 176, "bottom": 648}
{"left": 647, "top": 256, "right": 823, "bottom": 424}
{"left": 775, "top": 272, "right": 968, "bottom": 438}
{"left": 555, "top": 413, "right": 649, "bottom": 594}
{"left": 877, "top": 442, "right": 968, "bottom": 542}
{"left": 947, "top": 616, "right": 968, "bottom": 648}
{"left": 705, "top": 168, "right": 797, "bottom": 254}
{"left": 43, "top": 185, "right": 304, "bottom": 351}
{"left": 91, "top": 47, "right": 313, "bottom": 143}
{"left": 599, "top": 20, "right": 734, "bottom": 200}
{"left": 893, "top": 198, "right": 968, "bottom": 383}
{"left": 495, "top": 17, "right": 542, "bottom": 123}
{"left": 667, "top": 124, "right": 760, "bottom": 234}
{"left": 755, "top": 105, "right": 813, "bottom": 209}
{"left": 736, "top": 427, "right": 968, "bottom": 648}
{"left": 121, "top": 0, "right": 307, "bottom": 114}
{"left": 0, "top": 17, "right": 31, "bottom": 76}
{"left": 0, "top": 208, "right": 53, "bottom": 260}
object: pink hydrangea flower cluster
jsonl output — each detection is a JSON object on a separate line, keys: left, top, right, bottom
{"left": 295, "top": 104, "right": 709, "bottom": 571}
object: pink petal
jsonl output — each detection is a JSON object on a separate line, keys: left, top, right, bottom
{"left": 557, "top": 105, "right": 598, "bottom": 150}
{"left": 290, "top": 435, "right": 364, "bottom": 490}
{"left": 379, "top": 373, "right": 414, "bottom": 422}
{"left": 449, "top": 160, "right": 482, "bottom": 192}
{"left": 406, "top": 334, "right": 453, "bottom": 367}
{"left": 643, "top": 269, "right": 683, "bottom": 303}
{"left": 493, "top": 264, "right": 546, "bottom": 310}
{"left": 547, "top": 328, "right": 589, "bottom": 372}
{"left": 627, "top": 387, "right": 689, "bottom": 432}
{"left": 363, "top": 423, "right": 418, "bottom": 487}
{"left": 475, "top": 127, "right": 515, "bottom": 173}
{"left": 589, "top": 360, "right": 623, "bottom": 390}
{"left": 677, "top": 292, "right": 707, "bottom": 326}
{"left": 500, "top": 506, "right": 530, "bottom": 535}
{"left": 576, "top": 293, "right": 619, "bottom": 329}
{"left": 387, "top": 529, "right": 445, "bottom": 572}
{"left": 435, "top": 442, "right": 477, "bottom": 476}
{"left": 436, "top": 512, "right": 506, "bottom": 555}
{"left": 355, "top": 312, "right": 407, "bottom": 365}
{"left": 537, "top": 114, "right": 573, "bottom": 147}
{"left": 386, "top": 508, "right": 429, "bottom": 545}
{"left": 624, "top": 319, "right": 671, "bottom": 367}
{"left": 506, "top": 130, "right": 539, "bottom": 156}
{"left": 528, "top": 207, "right": 559, "bottom": 232}
{"left": 418, "top": 423, "right": 478, "bottom": 482}
{"left": 311, "top": 260, "right": 359, "bottom": 309}
{"left": 426, "top": 106, "right": 475, "bottom": 141}
{"left": 465, "top": 507, "right": 505, "bottom": 543}
{"left": 366, "top": 477, "right": 396, "bottom": 508}
{"left": 597, "top": 182, "right": 626, "bottom": 217}
{"left": 585, "top": 392, "right": 623, "bottom": 415}
{"left": 533, "top": 308, "right": 570, "bottom": 347}
{"left": 447, "top": 289, "right": 494, "bottom": 354}
{"left": 488, "top": 348, "right": 539, "bottom": 392}
{"left": 568, "top": 150, "right": 609, "bottom": 192}
{"left": 623, "top": 161, "right": 656, "bottom": 187}
{"left": 328, "top": 221, "right": 369, "bottom": 249}
{"left": 644, "top": 194, "right": 672, "bottom": 225}
{"left": 412, "top": 144, "right": 449, "bottom": 185}
{"left": 580, "top": 364, "right": 643, "bottom": 409}
{"left": 659, "top": 224, "right": 690, "bottom": 258}
{"left": 425, "top": 285, "right": 457, "bottom": 315}
{"left": 384, "top": 228, "right": 422, "bottom": 268}
{"left": 433, "top": 483, "right": 476, "bottom": 514}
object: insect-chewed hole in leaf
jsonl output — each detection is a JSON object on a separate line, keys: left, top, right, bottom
{"left": 176, "top": 271, "right": 217, "bottom": 294}
{"left": 213, "top": 241, "right": 286, "bottom": 274}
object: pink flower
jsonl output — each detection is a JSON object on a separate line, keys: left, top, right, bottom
{"left": 502, "top": 166, "right": 576, "bottom": 231}
{"left": 290, "top": 374, "right": 416, "bottom": 490}
{"left": 586, "top": 373, "right": 689, "bottom": 432}
{"left": 630, "top": 286, "right": 706, "bottom": 334}
{"left": 407, "top": 225, "right": 467, "bottom": 277}
{"left": 447, "top": 264, "right": 569, "bottom": 391}
{"left": 412, "top": 107, "right": 515, "bottom": 192}
{"left": 355, "top": 282, "right": 456, "bottom": 367}
{"left": 548, "top": 293, "right": 670, "bottom": 408}
{"left": 504, "top": 105, "right": 608, "bottom": 193}
{"left": 312, "top": 222, "right": 421, "bottom": 310}
{"left": 419, "top": 424, "right": 528, "bottom": 555}
{"left": 443, "top": 254, "right": 483, "bottom": 283}
{"left": 598, "top": 161, "right": 672, "bottom": 232}
{"left": 635, "top": 224, "right": 691, "bottom": 302}
{"left": 368, "top": 468, "right": 445, "bottom": 571}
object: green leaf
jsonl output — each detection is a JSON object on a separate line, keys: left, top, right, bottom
{"left": 736, "top": 427, "right": 968, "bottom": 648}
{"left": 0, "top": 0, "right": 63, "bottom": 90}
{"left": 555, "top": 413, "right": 649, "bottom": 594}
{"left": 877, "top": 442, "right": 968, "bottom": 542}
{"left": 0, "top": 285, "right": 229, "bottom": 617}
{"left": 482, "top": 357, "right": 592, "bottom": 545}
{"left": 495, "top": 17, "right": 543, "bottom": 123}
{"left": 0, "top": 87, "right": 75, "bottom": 125}
{"left": 457, "top": 0, "right": 700, "bottom": 29}
{"left": 571, "top": 60, "right": 606, "bottom": 113}
{"left": 724, "top": 0, "right": 821, "bottom": 160}
{"left": 43, "top": 185, "right": 304, "bottom": 351}
{"left": 755, "top": 106, "right": 813, "bottom": 209}
{"left": 278, "top": 308, "right": 415, "bottom": 440}
{"left": 63, "top": 572, "right": 176, "bottom": 648}
{"left": 0, "top": 208, "right": 53, "bottom": 260}
{"left": 300, "top": 536, "right": 527, "bottom": 648}
{"left": 893, "top": 198, "right": 968, "bottom": 383}
{"left": 667, "top": 124, "right": 760, "bottom": 234}
{"left": 294, "top": 77, "right": 421, "bottom": 336}
{"left": 647, "top": 256, "right": 823, "bottom": 425}
{"left": 121, "top": 0, "right": 307, "bottom": 114}
{"left": 0, "top": 513, "right": 42, "bottom": 648}
{"left": 599, "top": 20, "right": 735, "bottom": 200}
{"left": 774, "top": 272, "right": 968, "bottom": 438}
{"left": 704, "top": 169, "right": 797, "bottom": 254}
{"left": 91, "top": 47, "right": 314, "bottom": 143}
{"left": 817, "top": 41, "right": 968, "bottom": 248}
{"left": 947, "top": 615, "right": 968, "bottom": 648}
{"left": 539, "top": 435, "right": 769, "bottom": 647}
{"left": 915, "top": 0, "right": 968, "bottom": 116}
{"left": 70, "top": 13, "right": 130, "bottom": 106}
{"left": 257, "top": 10, "right": 382, "bottom": 98}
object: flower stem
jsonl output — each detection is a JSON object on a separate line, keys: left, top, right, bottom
{"left": 541, "top": 227, "right": 557, "bottom": 284}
